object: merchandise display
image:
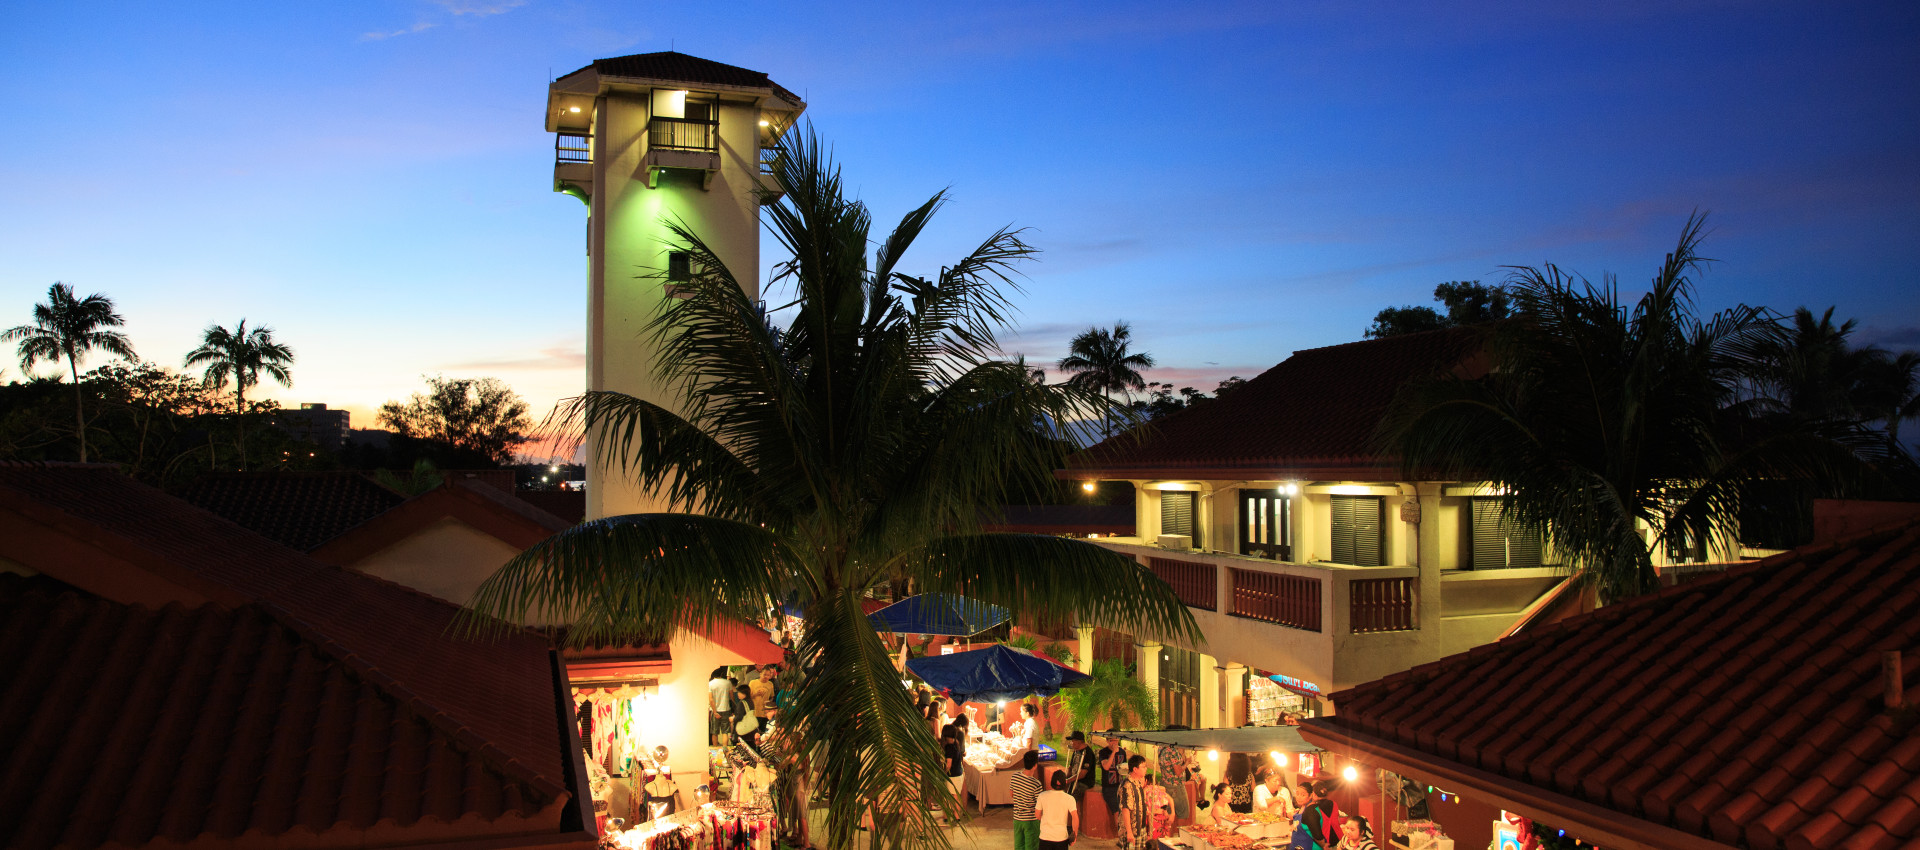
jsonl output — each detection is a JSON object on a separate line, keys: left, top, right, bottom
{"left": 1390, "top": 819, "right": 1453, "bottom": 850}
{"left": 962, "top": 735, "right": 1026, "bottom": 772}
{"left": 603, "top": 802, "right": 775, "bottom": 850}
{"left": 1244, "top": 677, "right": 1302, "bottom": 726}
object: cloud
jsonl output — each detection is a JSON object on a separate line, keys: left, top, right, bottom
{"left": 361, "top": 21, "right": 435, "bottom": 41}
{"left": 1862, "top": 326, "right": 1920, "bottom": 348}
{"left": 432, "top": 0, "right": 527, "bottom": 16}
{"left": 439, "top": 346, "right": 585, "bottom": 372}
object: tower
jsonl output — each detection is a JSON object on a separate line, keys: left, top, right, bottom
{"left": 545, "top": 53, "right": 805, "bottom": 520}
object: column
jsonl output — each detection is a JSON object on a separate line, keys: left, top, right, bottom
{"left": 1136, "top": 640, "right": 1162, "bottom": 723}
{"left": 1222, "top": 662, "right": 1247, "bottom": 728}
{"left": 1075, "top": 625, "right": 1095, "bottom": 674}
{"left": 1198, "top": 653, "right": 1220, "bottom": 728}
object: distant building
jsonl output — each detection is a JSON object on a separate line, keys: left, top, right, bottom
{"left": 276, "top": 402, "right": 351, "bottom": 448}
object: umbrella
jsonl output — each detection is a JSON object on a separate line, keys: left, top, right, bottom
{"left": 906, "top": 645, "right": 1091, "bottom": 704}
{"left": 866, "top": 593, "right": 1011, "bottom": 637}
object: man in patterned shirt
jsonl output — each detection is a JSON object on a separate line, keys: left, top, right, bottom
{"left": 1009, "top": 750, "right": 1044, "bottom": 850}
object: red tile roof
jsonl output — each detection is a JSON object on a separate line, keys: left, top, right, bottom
{"left": 0, "top": 465, "right": 580, "bottom": 845}
{"left": 1068, "top": 328, "right": 1485, "bottom": 479}
{"left": 177, "top": 471, "right": 406, "bottom": 550}
{"left": 0, "top": 574, "right": 567, "bottom": 848}
{"left": 1302, "top": 516, "right": 1920, "bottom": 850}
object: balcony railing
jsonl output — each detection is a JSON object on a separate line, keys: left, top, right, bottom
{"left": 1229, "top": 568, "right": 1322, "bottom": 632}
{"left": 1148, "top": 557, "right": 1218, "bottom": 611}
{"left": 555, "top": 132, "right": 591, "bottom": 164}
{"left": 651, "top": 116, "right": 719, "bottom": 152}
{"left": 1349, "top": 577, "right": 1416, "bottom": 633}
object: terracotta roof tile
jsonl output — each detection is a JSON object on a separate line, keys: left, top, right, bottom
{"left": 178, "top": 471, "right": 405, "bottom": 550}
{"left": 1311, "top": 514, "right": 1920, "bottom": 849}
{"left": 1068, "top": 327, "right": 1486, "bottom": 476}
{"left": 0, "top": 577, "right": 562, "bottom": 848}
{"left": 0, "top": 466, "right": 576, "bottom": 846}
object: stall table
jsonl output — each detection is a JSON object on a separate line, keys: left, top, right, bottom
{"left": 960, "top": 763, "right": 1016, "bottom": 813}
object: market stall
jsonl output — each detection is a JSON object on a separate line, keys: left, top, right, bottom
{"left": 603, "top": 801, "right": 777, "bottom": 850}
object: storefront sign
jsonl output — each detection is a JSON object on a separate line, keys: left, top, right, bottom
{"left": 1272, "top": 674, "right": 1323, "bottom": 698}
{"left": 1297, "top": 752, "right": 1319, "bottom": 777}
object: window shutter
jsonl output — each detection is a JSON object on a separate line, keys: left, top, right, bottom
{"left": 1161, "top": 492, "right": 1193, "bottom": 539}
{"left": 1352, "top": 497, "right": 1385, "bottom": 567}
{"left": 1471, "top": 498, "right": 1505, "bottom": 569}
{"left": 1506, "top": 521, "right": 1544, "bottom": 568}
{"left": 1330, "top": 496, "right": 1355, "bottom": 565}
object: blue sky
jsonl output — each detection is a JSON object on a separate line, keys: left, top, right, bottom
{"left": 2, "top": 1, "right": 1916, "bottom": 437}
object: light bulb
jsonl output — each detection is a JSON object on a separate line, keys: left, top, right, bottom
{"left": 1341, "top": 765, "right": 1357, "bottom": 782}
{"left": 1082, "top": 481, "right": 1097, "bottom": 492}
{"left": 1207, "top": 750, "right": 1218, "bottom": 761}
{"left": 1269, "top": 750, "right": 1282, "bottom": 762}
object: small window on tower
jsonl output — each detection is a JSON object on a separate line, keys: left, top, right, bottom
{"left": 667, "top": 251, "right": 692, "bottom": 282}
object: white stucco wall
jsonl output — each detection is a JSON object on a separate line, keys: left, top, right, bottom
{"left": 350, "top": 516, "right": 523, "bottom": 609}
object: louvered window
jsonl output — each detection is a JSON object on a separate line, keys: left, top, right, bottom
{"left": 1160, "top": 491, "right": 1197, "bottom": 546}
{"left": 1469, "top": 498, "right": 1544, "bottom": 569}
{"left": 1328, "top": 495, "right": 1385, "bottom": 567}
{"left": 1239, "top": 490, "right": 1292, "bottom": 560}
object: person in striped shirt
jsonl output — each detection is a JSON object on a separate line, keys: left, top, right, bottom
{"left": 1009, "top": 750, "right": 1044, "bottom": 850}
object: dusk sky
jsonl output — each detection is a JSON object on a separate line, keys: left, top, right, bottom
{"left": 3, "top": 1, "right": 1917, "bottom": 454}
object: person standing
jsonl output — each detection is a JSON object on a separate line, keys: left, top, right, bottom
{"left": 1009, "top": 702, "right": 1038, "bottom": 749}
{"left": 750, "top": 665, "right": 777, "bottom": 721}
{"left": 1224, "top": 753, "right": 1255, "bottom": 814}
{"left": 1010, "top": 750, "right": 1045, "bottom": 850}
{"left": 1035, "top": 772, "right": 1080, "bottom": 850}
{"left": 941, "top": 724, "right": 967, "bottom": 824}
{"left": 1117, "top": 755, "right": 1149, "bottom": 850}
{"left": 707, "top": 667, "right": 733, "bottom": 745}
{"left": 1063, "top": 731, "right": 1096, "bottom": 795}
{"left": 1098, "top": 737, "right": 1125, "bottom": 818}
{"left": 1154, "top": 743, "right": 1192, "bottom": 824}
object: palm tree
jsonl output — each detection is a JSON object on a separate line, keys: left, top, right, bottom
{"left": 1384, "top": 214, "right": 1869, "bottom": 602}
{"left": 1743, "top": 306, "right": 1894, "bottom": 425}
{"left": 1057, "top": 658, "right": 1157, "bottom": 732}
{"left": 464, "top": 128, "right": 1198, "bottom": 850}
{"left": 185, "top": 320, "right": 294, "bottom": 467}
{"left": 1056, "top": 322, "right": 1155, "bottom": 439}
{"left": 2, "top": 282, "right": 137, "bottom": 462}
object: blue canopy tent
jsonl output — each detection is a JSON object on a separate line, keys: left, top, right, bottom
{"left": 906, "top": 645, "right": 1091, "bottom": 703}
{"left": 866, "top": 593, "right": 1011, "bottom": 637}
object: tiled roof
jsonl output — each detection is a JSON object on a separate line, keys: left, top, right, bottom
{"left": 564, "top": 51, "right": 802, "bottom": 104}
{"left": 177, "top": 471, "right": 405, "bottom": 551}
{"left": 0, "top": 466, "right": 573, "bottom": 815}
{"left": 0, "top": 575, "right": 563, "bottom": 848}
{"left": 1069, "top": 328, "right": 1485, "bottom": 477}
{"left": 1307, "top": 517, "right": 1920, "bottom": 850}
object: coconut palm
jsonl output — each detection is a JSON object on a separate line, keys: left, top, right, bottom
{"left": 464, "top": 128, "right": 1198, "bottom": 850}
{"left": 1057, "top": 322, "right": 1155, "bottom": 439}
{"left": 185, "top": 320, "right": 293, "bottom": 468}
{"left": 185, "top": 320, "right": 294, "bottom": 414}
{"left": 1384, "top": 214, "right": 1869, "bottom": 601}
{"left": 2, "top": 282, "right": 137, "bottom": 462}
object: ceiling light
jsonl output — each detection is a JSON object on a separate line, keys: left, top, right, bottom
{"left": 1082, "top": 481, "right": 1097, "bottom": 492}
{"left": 569, "top": 106, "right": 581, "bottom": 113}
{"left": 758, "top": 119, "right": 769, "bottom": 127}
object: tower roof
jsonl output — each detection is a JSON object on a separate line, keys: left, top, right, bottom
{"left": 560, "top": 50, "right": 803, "bottom": 105}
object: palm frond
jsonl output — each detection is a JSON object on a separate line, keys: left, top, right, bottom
{"left": 903, "top": 533, "right": 1201, "bottom": 647}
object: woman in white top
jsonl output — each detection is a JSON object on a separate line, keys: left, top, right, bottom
{"left": 1008, "top": 702, "right": 1037, "bottom": 749}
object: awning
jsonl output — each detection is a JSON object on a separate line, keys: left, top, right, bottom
{"left": 868, "top": 593, "right": 1011, "bottom": 637}
{"left": 1102, "top": 725, "right": 1321, "bottom": 754}
{"left": 907, "top": 644, "right": 1090, "bottom": 703}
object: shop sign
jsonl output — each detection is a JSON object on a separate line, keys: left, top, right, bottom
{"left": 1272, "top": 674, "right": 1323, "bottom": 698}
{"left": 941, "top": 645, "right": 955, "bottom": 655}
{"left": 1297, "top": 752, "right": 1319, "bottom": 777}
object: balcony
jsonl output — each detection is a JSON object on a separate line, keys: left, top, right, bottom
{"left": 646, "top": 116, "right": 720, "bottom": 188}
{"left": 553, "top": 132, "right": 592, "bottom": 200}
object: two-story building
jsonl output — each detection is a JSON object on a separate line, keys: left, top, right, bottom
{"left": 1061, "top": 329, "right": 1586, "bottom": 726}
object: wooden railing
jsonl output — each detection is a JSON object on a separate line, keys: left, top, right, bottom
{"left": 1228, "top": 568, "right": 1321, "bottom": 632}
{"left": 1349, "top": 577, "right": 1416, "bottom": 633}
{"left": 1148, "top": 557, "right": 1219, "bottom": 611}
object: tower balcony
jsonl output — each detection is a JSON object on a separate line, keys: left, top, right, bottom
{"left": 646, "top": 116, "right": 720, "bottom": 188}
{"left": 553, "top": 131, "right": 592, "bottom": 202}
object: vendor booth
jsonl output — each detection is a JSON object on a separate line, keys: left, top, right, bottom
{"left": 909, "top": 645, "right": 1089, "bottom": 812}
